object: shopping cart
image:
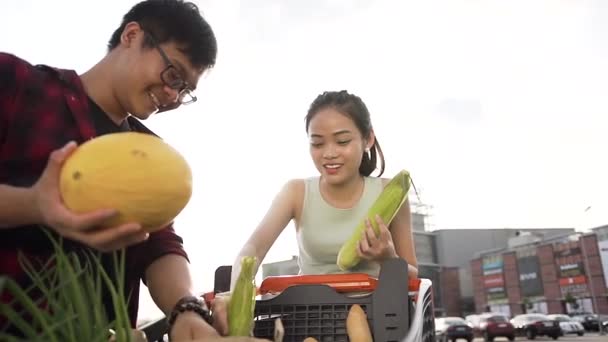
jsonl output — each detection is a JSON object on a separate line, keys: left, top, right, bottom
{"left": 142, "top": 258, "right": 435, "bottom": 342}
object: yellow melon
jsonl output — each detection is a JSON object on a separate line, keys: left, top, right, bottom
{"left": 59, "top": 132, "right": 193, "bottom": 232}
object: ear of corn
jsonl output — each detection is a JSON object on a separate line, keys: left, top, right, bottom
{"left": 228, "top": 256, "right": 257, "bottom": 336}
{"left": 346, "top": 304, "right": 373, "bottom": 342}
{"left": 336, "top": 169, "right": 411, "bottom": 271}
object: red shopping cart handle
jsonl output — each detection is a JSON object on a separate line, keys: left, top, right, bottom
{"left": 200, "top": 274, "right": 421, "bottom": 306}
{"left": 258, "top": 273, "right": 421, "bottom": 295}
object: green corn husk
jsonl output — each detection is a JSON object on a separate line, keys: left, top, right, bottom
{"left": 227, "top": 256, "right": 257, "bottom": 336}
{"left": 336, "top": 169, "right": 411, "bottom": 271}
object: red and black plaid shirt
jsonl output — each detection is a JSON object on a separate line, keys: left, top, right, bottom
{"left": 0, "top": 52, "right": 189, "bottom": 328}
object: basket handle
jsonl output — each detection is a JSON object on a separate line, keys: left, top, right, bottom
{"left": 258, "top": 273, "right": 422, "bottom": 294}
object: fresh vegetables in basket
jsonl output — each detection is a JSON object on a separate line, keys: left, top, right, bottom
{"left": 346, "top": 304, "right": 373, "bottom": 342}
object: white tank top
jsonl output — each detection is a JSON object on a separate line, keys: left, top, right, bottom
{"left": 296, "top": 176, "right": 384, "bottom": 276}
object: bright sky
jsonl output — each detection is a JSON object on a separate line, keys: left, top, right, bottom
{"left": 3, "top": 0, "right": 608, "bottom": 322}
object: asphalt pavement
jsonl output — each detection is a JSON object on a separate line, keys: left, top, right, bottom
{"left": 471, "top": 332, "right": 605, "bottom": 342}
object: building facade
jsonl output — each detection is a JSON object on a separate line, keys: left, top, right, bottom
{"left": 433, "top": 228, "right": 575, "bottom": 317}
{"left": 470, "top": 232, "right": 608, "bottom": 316}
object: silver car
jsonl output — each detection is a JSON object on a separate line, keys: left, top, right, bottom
{"left": 547, "top": 314, "right": 584, "bottom": 336}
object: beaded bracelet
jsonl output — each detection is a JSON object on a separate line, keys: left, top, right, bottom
{"left": 167, "top": 295, "right": 213, "bottom": 338}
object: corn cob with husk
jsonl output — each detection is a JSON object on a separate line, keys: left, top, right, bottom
{"left": 337, "top": 169, "right": 411, "bottom": 271}
{"left": 228, "top": 255, "right": 257, "bottom": 336}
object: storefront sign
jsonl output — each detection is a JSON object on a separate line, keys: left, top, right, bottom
{"left": 517, "top": 255, "right": 544, "bottom": 297}
{"left": 598, "top": 239, "right": 608, "bottom": 286}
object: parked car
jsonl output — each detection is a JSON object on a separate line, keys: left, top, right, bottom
{"left": 464, "top": 314, "right": 479, "bottom": 328}
{"left": 466, "top": 312, "right": 515, "bottom": 341}
{"left": 570, "top": 313, "right": 608, "bottom": 332}
{"left": 511, "top": 313, "right": 561, "bottom": 340}
{"left": 547, "top": 314, "right": 584, "bottom": 336}
{"left": 435, "top": 317, "right": 474, "bottom": 342}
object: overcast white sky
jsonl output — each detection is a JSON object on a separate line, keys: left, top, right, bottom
{"left": 3, "top": 0, "right": 608, "bottom": 322}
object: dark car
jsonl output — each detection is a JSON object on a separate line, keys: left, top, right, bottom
{"left": 435, "top": 317, "right": 474, "bottom": 342}
{"left": 511, "top": 313, "right": 561, "bottom": 340}
{"left": 571, "top": 313, "right": 608, "bottom": 332}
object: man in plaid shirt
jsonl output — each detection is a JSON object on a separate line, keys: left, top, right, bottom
{"left": 0, "top": 1, "right": 263, "bottom": 340}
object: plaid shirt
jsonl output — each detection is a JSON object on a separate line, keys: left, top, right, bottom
{"left": 0, "top": 52, "right": 189, "bottom": 328}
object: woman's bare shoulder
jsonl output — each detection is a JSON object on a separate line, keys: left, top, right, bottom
{"left": 284, "top": 178, "right": 306, "bottom": 193}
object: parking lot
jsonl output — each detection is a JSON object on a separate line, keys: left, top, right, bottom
{"left": 472, "top": 332, "right": 605, "bottom": 342}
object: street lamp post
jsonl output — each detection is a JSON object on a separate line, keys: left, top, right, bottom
{"left": 578, "top": 206, "right": 606, "bottom": 335}
{"left": 579, "top": 233, "right": 605, "bottom": 335}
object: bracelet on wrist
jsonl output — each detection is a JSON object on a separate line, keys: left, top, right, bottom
{"left": 167, "top": 295, "right": 213, "bottom": 338}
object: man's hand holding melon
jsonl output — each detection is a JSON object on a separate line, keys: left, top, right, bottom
{"left": 31, "top": 140, "right": 150, "bottom": 252}
{"left": 31, "top": 132, "right": 193, "bottom": 252}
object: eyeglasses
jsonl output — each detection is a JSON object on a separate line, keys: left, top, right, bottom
{"left": 146, "top": 32, "right": 197, "bottom": 106}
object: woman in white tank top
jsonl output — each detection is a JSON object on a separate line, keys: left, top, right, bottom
{"left": 230, "top": 90, "right": 418, "bottom": 289}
